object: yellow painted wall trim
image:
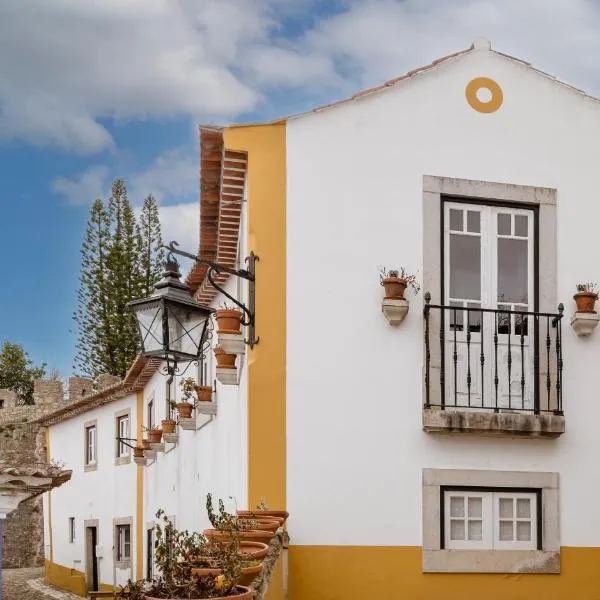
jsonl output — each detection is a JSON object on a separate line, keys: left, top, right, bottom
{"left": 45, "top": 560, "right": 86, "bottom": 597}
{"left": 224, "top": 123, "right": 287, "bottom": 509}
{"left": 288, "top": 545, "right": 600, "bottom": 600}
{"left": 135, "top": 390, "right": 144, "bottom": 580}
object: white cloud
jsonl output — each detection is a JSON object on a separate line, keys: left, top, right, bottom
{"left": 7, "top": 0, "right": 600, "bottom": 154}
{"left": 51, "top": 165, "right": 110, "bottom": 206}
{"left": 129, "top": 148, "right": 198, "bottom": 203}
{"left": 159, "top": 203, "right": 199, "bottom": 254}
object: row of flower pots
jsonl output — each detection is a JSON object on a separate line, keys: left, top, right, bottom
{"left": 115, "top": 497, "right": 288, "bottom": 599}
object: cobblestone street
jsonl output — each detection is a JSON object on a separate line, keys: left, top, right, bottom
{"left": 3, "top": 568, "right": 82, "bottom": 600}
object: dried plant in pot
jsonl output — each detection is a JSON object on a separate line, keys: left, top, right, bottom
{"left": 115, "top": 509, "right": 254, "bottom": 600}
{"left": 378, "top": 266, "right": 420, "bottom": 300}
{"left": 176, "top": 377, "right": 197, "bottom": 418}
{"left": 237, "top": 498, "right": 288, "bottom": 526}
{"left": 214, "top": 347, "right": 236, "bottom": 369}
{"left": 215, "top": 303, "right": 243, "bottom": 334}
{"left": 574, "top": 282, "right": 599, "bottom": 313}
{"left": 145, "top": 426, "right": 163, "bottom": 444}
{"left": 133, "top": 447, "right": 145, "bottom": 459}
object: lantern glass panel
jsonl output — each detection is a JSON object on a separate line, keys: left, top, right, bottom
{"left": 166, "top": 301, "right": 209, "bottom": 359}
{"left": 133, "top": 300, "right": 164, "bottom": 355}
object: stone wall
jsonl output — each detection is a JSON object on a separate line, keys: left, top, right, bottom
{"left": 0, "top": 376, "right": 96, "bottom": 568}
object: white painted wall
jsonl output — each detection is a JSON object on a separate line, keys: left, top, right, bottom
{"left": 46, "top": 394, "right": 138, "bottom": 587}
{"left": 286, "top": 45, "right": 600, "bottom": 547}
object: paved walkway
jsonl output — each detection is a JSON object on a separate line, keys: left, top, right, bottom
{"left": 3, "top": 568, "right": 82, "bottom": 600}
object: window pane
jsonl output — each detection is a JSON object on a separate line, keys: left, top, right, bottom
{"left": 499, "top": 520, "right": 514, "bottom": 541}
{"left": 499, "top": 498, "right": 513, "bottom": 519}
{"left": 468, "top": 520, "right": 483, "bottom": 541}
{"left": 450, "top": 497, "right": 464, "bottom": 518}
{"left": 450, "top": 234, "right": 481, "bottom": 301}
{"left": 468, "top": 497, "right": 482, "bottom": 518}
{"left": 498, "top": 213, "right": 511, "bottom": 235}
{"left": 517, "top": 521, "right": 531, "bottom": 541}
{"left": 450, "top": 209, "right": 463, "bottom": 231}
{"left": 515, "top": 215, "right": 528, "bottom": 237}
{"left": 467, "top": 211, "right": 480, "bottom": 233}
{"left": 497, "top": 238, "right": 528, "bottom": 304}
{"left": 517, "top": 498, "right": 531, "bottom": 519}
{"left": 449, "top": 302, "right": 464, "bottom": 331}
{"left": 450, "top": 519, "right": 465, "bottom": 540}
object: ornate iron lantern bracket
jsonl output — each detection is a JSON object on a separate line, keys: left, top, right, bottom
{"left": 165, "top": 241, "right": 259, "bottom": 348}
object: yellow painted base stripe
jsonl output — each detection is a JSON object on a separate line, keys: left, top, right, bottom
{"left": 288, "top": 545, "right": 600, "bottom": 600}
{"left": 135, "top": 390, "right": 144, "bottom": 580}
{"left": 45, "top": 560, "right": 86, "bottom": 597}
{"left": 224, "top": 124, "right": 287, "bottom": 509}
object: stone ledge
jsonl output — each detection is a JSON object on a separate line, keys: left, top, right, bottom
{"left": 422, "top": 408, "right": 565, "bottom": 438}
{"left": 251, "top": 530, "right": 287, "bottom": 600}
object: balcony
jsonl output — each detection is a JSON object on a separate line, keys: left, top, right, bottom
{"left": 422, "top": 297, "right": 565, "bottom": 438}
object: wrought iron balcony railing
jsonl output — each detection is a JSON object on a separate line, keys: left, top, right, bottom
{"left": 423, "top": 295, "right": 564, "bottom": 415}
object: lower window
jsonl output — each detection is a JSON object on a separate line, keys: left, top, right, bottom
{"left": 116, "top": 524, "right": 131, "bottom": 561}
{"left": 443, "top": 489, "right": 539, "bottom": 550}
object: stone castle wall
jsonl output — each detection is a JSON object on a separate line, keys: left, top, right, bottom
{"left": 0, "top": 377, "right": 94, "bottom": 568}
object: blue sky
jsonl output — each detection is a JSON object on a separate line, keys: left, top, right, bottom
{"left": 2, "top": 0, "right": 600, "bottom": 376}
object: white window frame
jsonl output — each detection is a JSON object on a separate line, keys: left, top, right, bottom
{"left": 85, "top": 425, "right": 96, "bottom": 465}
{"left": 116, "top": 524, "right": 131, "bottom": 561}
{"left": 443, "top": 489, "right": 537, "bottom": 551}
{"left": 68, "top": 517, "right": 75, "bottom": 543}
{"left": 423, "top": 469, "right": 559, "bottom": 574}
{"left": 117, "top": 415, "right": 129, "bottom": 458}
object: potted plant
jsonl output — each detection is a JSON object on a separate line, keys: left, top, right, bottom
{"left": 215, "top": 303, "right": 243, "bottom": 334}
{"left": 195, "top": 383, "right": 213, "bottom": 402}
{"left": 237, "top": 499, "right": 288, "bottom": 526}
{"left": 574, "top": 282, "right": 599, "bottom": 313}
{"left": 162, "top": 418, "right": 176, "bottom": 434}
{"left": 204, "top": 495, "right": 275, "bottom": 545}
{"left": 116, "top": 510, "right": 253, "bottom": 600}
{"left": 214, "top": 347, "right": 236, "bottom": 370}
{"left": 145, "top": 426, "right": 162, "bottom": 444}
{"left": 379, "top": 266, "right": 420, "bottom": 299}
{"left": 133, "top": 447, "right": 145, "bottom": 459}
{"left": 177, "top": 377, "right": 197, "bottom": 418}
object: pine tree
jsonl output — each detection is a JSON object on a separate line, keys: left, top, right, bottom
{"left": 105, "top": 179, "right": 144, "bottom": 377}
{"left": 73, "top": 198, "right": 112, "bottom": 377}
{"left": 139, "top": 194, "right": 165, "bottom": 297}
{"left": 74, "top": 179, "right": 165, "bottom": 378}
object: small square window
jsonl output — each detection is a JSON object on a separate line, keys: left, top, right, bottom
{"left": 444, "top": 490, "right": 537, "bottom": 550}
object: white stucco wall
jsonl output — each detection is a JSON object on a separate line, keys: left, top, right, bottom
{"left": 46, "top": 394, "right": 138, "bottom": 587}
{"left": 286, "top": 45, "right": 600, "bottom": 547}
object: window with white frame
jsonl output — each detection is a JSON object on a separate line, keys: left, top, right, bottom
{"left": 444, "top": 489, "right": 538, "bottom": 550}
{"left": 85, "top": 425, "right": 96, "bottom": 466}
{"left": 116, "top": 524, "right": 131, "bottom": 561}
{"left": 68, "top": 517, "right": 75, "bottom": 543}
{"left": 116, "top": 415, "right": 129, "bottom": 458}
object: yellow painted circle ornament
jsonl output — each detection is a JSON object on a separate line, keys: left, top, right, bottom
{"left": 465, "top": 77, "right": 503, "bottom": 113}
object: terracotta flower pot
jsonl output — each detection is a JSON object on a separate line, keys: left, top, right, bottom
{"left": 148, "top": 428, "right": 162, "bottom": 444}
{"left": 216, "top": 308, "right": 243, "bottom": 333}
{"left": 215, "top": 347, "right": 236, "bottom": 369}
{"left": 237, "top": 518, "right": 280, "bottom": 533}
{"left": 161, "top": 419, "right": 176, "bottom": 434}
{"left": 141, "top": 439, "right": 151, "bottom": 450}
{"left": 133, "top": 447, "right": 145, "bottom": 458}
{"left": 195, "top": 385, "right": 213, "bottom": 402}
{"left": 574, "top": 291, "right": 598, "bottom": 313}
{"left": 382, "top": 276, "right": 407, "bottom": 299}
{"left": 191, "top": 564, "right": 263, "bottom": 588}
{"left": 144, "top": 587, "right": 252, "bottom": 600}
{"left": 203, "top": 528, "right": 275, "bottom": 545}
{"left": 239, "top": 541, "right": 269, "bottom": 561}
{"left": 176, "top": 402, "right": 194, "bottom": 418}
{"left": 237, "top": 510, "right": 289, "bottom": 525}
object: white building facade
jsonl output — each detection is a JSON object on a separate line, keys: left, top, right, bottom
{"left": 43, "top": 39, "right": 600, "bottom": 599}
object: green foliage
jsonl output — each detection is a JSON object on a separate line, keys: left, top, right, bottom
{"left": 0, "top": 341, "right": 46, "bottom": 405}
{"left": 74, "top": 180, "right": 165, "bottom": 378}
